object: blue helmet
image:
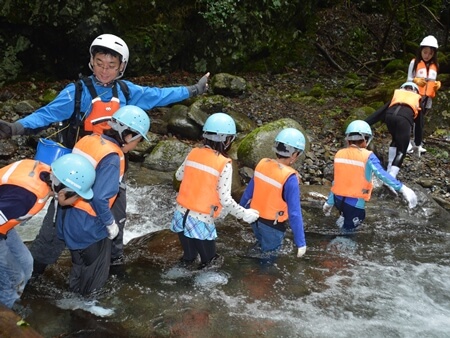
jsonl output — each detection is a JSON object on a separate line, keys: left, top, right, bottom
{"left": 110, "top": 105, "right": 150, "bottom": 142}
{"left": 51, "top": 153, "right": 96, "bottom": 200}
{"left": 274, "top": 128, "right": 306, "bottom": 156}
{"left": 345, "top": 120, "right": 373, "bottom": 143}
{"left": 203, "top": 112, "right": 236, "bottom": 142}
{"left": 400, "top": 82, "right": 419, "bottom": 94}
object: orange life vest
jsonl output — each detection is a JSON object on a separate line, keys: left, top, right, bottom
{"left": 250, "top": 158, "right": 299, "bottom": 223}
{"left": 71, "top": 134, "right": 125, "bottom": 216}
{"left": 0, "top": 160, "right": 51, "bottom": 235}
{"left": 84, "top": 97, "right": 121, "bottom": 134}
{"left": 176, "top": 147, "right": 230, "bottom": 218}
{"left": 388, "top": 89, "right": 421, "bottom": 119}
{"left": 414, "top": 60, "right": 438, "bottom": 98}
{"left": 331, "top": 147, "right": 373, "bottom": 201}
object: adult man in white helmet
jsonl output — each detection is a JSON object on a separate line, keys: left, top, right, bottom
{"left": 0, "top": 33, "right": 210, "bottom": 274}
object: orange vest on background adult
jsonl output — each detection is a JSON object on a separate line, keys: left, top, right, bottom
{"left": 176, "top": 147, "right": 230, "bottom": 218}
{"left": 331, "top": 147, "right": 373, "bottom": 201}
{"left": 250, "top": 158, "right": 299, "bottom": 223}
{"left": 0, "top": 160, "right": 51, "bottom": 235}
{"left": 71, "top": 134, "right": 125, "bottom": 216}
{"left": 414, "top": 60, "right": 438, "bottom": 98}
{"left": 84, "top": 98, "right": 121, "bottom": 134}
{"left": 388, "top": 89, "right": 421, "bottom": 119}
{"left": 83, "top": 81, "right": 121, "bottom": 134}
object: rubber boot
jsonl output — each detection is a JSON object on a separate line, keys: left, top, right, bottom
{"left": 407, "top": 142, "right": 414, "bottom": 154}
{"left": 387, "top": 147, "right": 396, "bottom": 171}
{"left": 388, "top": 165, "right": 400, "bottom": 179}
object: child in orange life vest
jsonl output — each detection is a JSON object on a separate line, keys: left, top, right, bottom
{"left": 239, "top": 128, "right": 307, "bottom": 258}
{"left": 0, "top": 154, "right": 95, "bottom": 309}
{"left": 407, "top": 35, "right": 440, "bottom": 154}
{"left": 171, "top": 113, "right": 260, "bottom": 270}
{"left": 57, "top": 105, "right": 150, "bottom": 296}
{"left": 322, "top": 120, "right": 417, "bottom": 232}
{"left": 365, "top": 82, "right": 422, "bottom": 180}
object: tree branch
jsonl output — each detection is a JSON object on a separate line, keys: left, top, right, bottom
{"left": 314, "top": 42, "right": 345, "bottom": 72}
{"left": 420, "top": 4, "right": 446, "bottom": 29}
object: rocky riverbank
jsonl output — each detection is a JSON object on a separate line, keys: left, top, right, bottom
{"left": 0, "top": 71, "right": 449, "bottom": 209}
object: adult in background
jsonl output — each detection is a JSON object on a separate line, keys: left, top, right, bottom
{"left": 0, "top": 33, "right": 209, "bottom": 272}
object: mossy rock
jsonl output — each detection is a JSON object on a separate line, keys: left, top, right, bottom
{"left": 39, "top": 88, "right": 58, "bottom": 104}
{"left": 384, "top": 59, "right": 408, "bottom": 74}
{"left": 309, "top": 84, "right": 325, "bottom": 98}
{"left": 237, "top": 118, "right": 309, "bottom": 169}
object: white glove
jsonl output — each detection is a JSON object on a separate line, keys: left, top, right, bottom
{"left": 242, "top": 208, "right": 259, "bottom": 224}
{"left": 399, "top": 185, "right": 417, "bottom": 209}
{"left": 297, "top": 246, "right": 307, "bottom": 258}
{"left": 322, "top": 202, "right": 333, "bottom": 216}
{"left": 106, "top": 222, "right": 119, "bottom": 240}
{"left": 336, "top": 215, "right": 345, "bottom": 228}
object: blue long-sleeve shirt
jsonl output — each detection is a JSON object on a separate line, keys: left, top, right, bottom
{"left": 18, "top": 75, "right": 190, "bottom": 130}
{"left": 326, "top": 152, "right": 403, "bottom": 209}
{"left": 240, "top": 174, "right": 306, "bottom": 247}
{"left": 57, "top": 135, "right": 120, "bottom": 250}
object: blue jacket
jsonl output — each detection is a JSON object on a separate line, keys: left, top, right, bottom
{"left": 57, "top": 135, "right": 120, "bottom": 250}
{"left": 18, "top": 75, "right": 190, "bottom": 129}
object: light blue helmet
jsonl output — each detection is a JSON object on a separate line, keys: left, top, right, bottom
{"left": 345, "top": 120, "right": 373, "bottom": 143}
{"left": 51, "top": 153, "right": 96, "bottom": 200}
{"left": 400, "top": 81, "right": 419, "bottom": 94}
{"left": 274, "top": 128, "right": 306, "bottom": 156}
{"left": 110, "top": 105, "right": 150, "bottom": 141}
{"left": 203, "top": 112, "right": 236, "bottom": 142}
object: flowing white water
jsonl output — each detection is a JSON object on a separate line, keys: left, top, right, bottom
{"left": 16, "top": 184, "right": 175, "bottom": 243}
{"left": 16, "top": 183, "right": 450, "bottom": 337}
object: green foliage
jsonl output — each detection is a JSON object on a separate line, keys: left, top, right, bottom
{"left": 384, "top": 59, "right": 408, "bottom": 74}
{"left": 0, "top": 0, "right": 447, "bottom": 82}
{"left": 0, "top": 36, "right": 30, "bottom": 86}
{"left": 197, "top": 0, "right": 238, "bottom": 29}
{"left": 195, "top": 0, "right": 319, "bottom": 72}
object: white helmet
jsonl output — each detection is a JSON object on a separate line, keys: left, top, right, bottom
{"left": 89, "top": 34, "right": 129, "bottom": 79}
{"left": 420, "top": 35, "right": 438, "bottom": 49}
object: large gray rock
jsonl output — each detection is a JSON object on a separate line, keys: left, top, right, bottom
{"left": 211, "top": 73, "right": 247, "bottom": 97}
{"left": 143, "top": 139, "right": 192, "bottom": 172}
{"left": 236, "top": 118, "right": 310, "bottom": 169}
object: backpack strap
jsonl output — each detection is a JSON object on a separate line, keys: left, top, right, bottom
{"left": 81, "top": 77, "right": 98, "bottom": 101}
{"left": 57, "top": 77, "right": 129, "bottom": 148}
{"left": 116, "top": 80, "right": 130, "bottom": 102}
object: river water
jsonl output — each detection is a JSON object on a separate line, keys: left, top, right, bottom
{"left": 16, "top": 181, "right": 450, "bottom": 337}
